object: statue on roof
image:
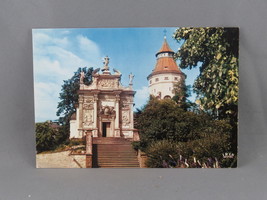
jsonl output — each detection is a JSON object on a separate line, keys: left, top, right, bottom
{"left": 102, "top": 56, "right": 110, "bottom": 71}
{"left": 129, "top": 73, "right": 134, "bottom": 85}
{"left": 80, "top": 71, "right": 85, "bottom": 84}
{"left": 92, "top": 68, "right": 100, "bottom": 75}
{"left": 113, "top": 68, "right": 121, "bottom": 75}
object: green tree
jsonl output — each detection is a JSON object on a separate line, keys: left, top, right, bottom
{"left": 135, "top": 98, "right": 234, "bottom": 167}
{"left": 56, "top": 67, "right": 93, "bottom": 126}
{"left": 173, "top": 27, "right": 238, "bottom": 121}
{"left": 172, "top": 81, "right": 193, "bottom": 111}
{"left": 136, "top": 98, "right": 231, "bottom": 146}
{"left": 36, "top": 121, "right": 63, "bottom": 153}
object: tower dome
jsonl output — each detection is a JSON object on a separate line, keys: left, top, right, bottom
{"left": 147, "top": 37, "right": 185, "bottom": 99}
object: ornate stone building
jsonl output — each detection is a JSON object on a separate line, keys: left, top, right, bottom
{"left": 147, "top": 37, "right": 185, "bottom": 99}
{"left": 70, "top": 56, "right": 136, "bottom": 139}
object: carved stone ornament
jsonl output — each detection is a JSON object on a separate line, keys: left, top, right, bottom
{"left": 83, "top": 104, "right": 94, "bottom": 110}
{"left": 122, "top": 104, "right": 130, "bottom": 109}
{"left": 84, "top": 111, "right": 93, "bottom": 126}
{"left": 99, "top": 79, "right": 115, "bottom": 88}
{"left": 99, "top": 106, "right": 116, "bottom": 116}
{"left": 122, "top": 110, "right": 130, "bottom": 126}
{"left": 84, "top": 98, "right": 93, "bottom": 103}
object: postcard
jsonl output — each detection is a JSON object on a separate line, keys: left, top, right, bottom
{"left": 33, "top": 27, "right": 238, "bottom": 168}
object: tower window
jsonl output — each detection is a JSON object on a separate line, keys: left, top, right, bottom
{"left": 155, "top": 78, "right": 159, "bottom": 82}
{"left": 150, "top": 80, "right": 152, "bottom": 84}
{"left": 164, "top": 77, "right": 169, "bottom": 80}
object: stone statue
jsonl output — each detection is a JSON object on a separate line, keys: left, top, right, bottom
{"left": 80, "top": 71, "right": 85, "bottom": 84}
{"left": 92, "top": 68, "right": 100, "bottom": 75}
{"left": 113, "top": 68, "right": 121, "bottom": 75}
{"left": 102, "top": 56, "right": 110, "bottom": 71}
{"left": 129, "top": 73, "right": 134, "bottom": 85}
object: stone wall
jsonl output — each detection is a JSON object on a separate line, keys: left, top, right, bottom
{"left": 36, "top": 151, "right": 86, "bottom": 168}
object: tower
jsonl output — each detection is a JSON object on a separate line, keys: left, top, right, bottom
{"left": 147, "top": 36, "right": 185, "bottom": 99}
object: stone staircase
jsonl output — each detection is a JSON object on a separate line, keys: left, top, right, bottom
{"left": 92, "top": 137, "right": 140, "bottom": 168}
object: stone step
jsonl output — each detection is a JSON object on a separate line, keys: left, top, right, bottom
{"left": 98, "top": 166, "right": 140, "bottom": 168}
{"left": 96, "top": 147, "right": 134, "bottom": 151}
{"left": 98, "top": 160, "right": 138, "bottom": 163}
{"left": 98, "top": 157, "right": 138, "bottom": 160}
{"left": 92, "top": 140, "right": 139, "bottom": 168}
{"left": 99, "top": 163, "right": 139, "bottom": 167}
{"left": 93, "top": 137, "right": 133, "bottom": 144}
{"left": 97, "top": 152, "right": 136, "bottom": 154}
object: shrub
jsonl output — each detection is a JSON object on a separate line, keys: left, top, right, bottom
{"left": 36, "top": 122, "right": 67, "bottom": 153}
{"left": 145, "top": 140, "right": 182, "bottom": 168}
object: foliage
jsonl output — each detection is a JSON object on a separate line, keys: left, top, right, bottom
{"left": 135, "top": 98, "right": 234, "bottom": 167}
{"left": 145, "top": 139, "right": 234, "bottom": 168}
{"left": 136, "top": 97, "right": 231, "bottom": 144}
{"left": 173, "top": 27, "right": 238, "bottom": 121}
{"left": 36, "top": 122, "right": 66, "bottom": 153}
{"left": 56, "top": 67, "right": 93, "bottom": 126}
{"left": 172, "top": 81, "right": 194, "bottom": 110}
{"left": 68, "top": 139, "right": 86, "bottom": 146}
{"left": 146, "top": 140, "right": 181, "bottom": 168}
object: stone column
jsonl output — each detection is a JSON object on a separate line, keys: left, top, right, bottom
{"left": 130, "top": 97, "right": 134, "bottom": 129}
{"left": 93, "top": 94, "right": 98, "bottom": 137}
{"left": 78, "top": 95, "right": 84, "bottom": 137}
{"left": 114, "top": 94, "right": 120, "bottom": 137}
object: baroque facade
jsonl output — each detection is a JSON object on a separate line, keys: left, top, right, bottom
{"left": 147, "top": 37, "right": 185, "bottom": 99}
{"left": 70, "top": 56, "right": 136, "bottom": 139}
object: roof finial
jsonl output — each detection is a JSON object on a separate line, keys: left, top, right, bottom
{"left": 102, "top": 56, "right": 111, "bottom": 74}
{"left": 163, "top": 29, "right": 167, "bottom": 39}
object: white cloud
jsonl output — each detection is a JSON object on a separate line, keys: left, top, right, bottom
{"left": 34, "top": 82, "right": 60, "bottom": 122}
{"left": 33, "top": 31, "right": 101, "bottom": 122}
{"left": 77, "top": 35, "right": 101, "bottom": 64}
{"left": 134, "top": 86, "right": 149, "bottom": 109}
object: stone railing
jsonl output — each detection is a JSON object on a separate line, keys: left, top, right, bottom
{"left": 133, "top": 129, "right": 140, "bottom": 141}
{"left": 85, "top": 131, "right": 93, "bottom": 168}
{"left": 137, "top": 150, "right": 147, "bottom": 168}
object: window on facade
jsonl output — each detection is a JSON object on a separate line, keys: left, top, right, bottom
{"left": 174, "top": 77, "right": 178, "bottom": 80}
{"left": 155, "top": 78, "right": 159, "bottom": 82}
{"left": 150, "top": 80, "right": 152, "bottom": 84}
{"left": 164, "top": 77, "right": 169, "bottom": 80}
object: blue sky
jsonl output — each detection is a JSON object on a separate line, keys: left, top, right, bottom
{"left": 33, "top": 28, "right": 199, "bottom": 122}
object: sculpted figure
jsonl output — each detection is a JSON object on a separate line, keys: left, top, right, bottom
{"left": 92, "top": 68, "right": 100, "bottom": 75}
{"left": 80, "top": 71, "right": 85, "bottom": 84}
{"left": 129, "top": 73, "right": 134, "bottom": 85}
{"left": 113, "top": 68, "right": 121, "bottom": 75}
{"left": 102, "top": 56, "right": 110, "bottom": 71}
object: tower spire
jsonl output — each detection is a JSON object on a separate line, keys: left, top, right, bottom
{"left": 163, "top": 29, "right": 167, "bottom": 39}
